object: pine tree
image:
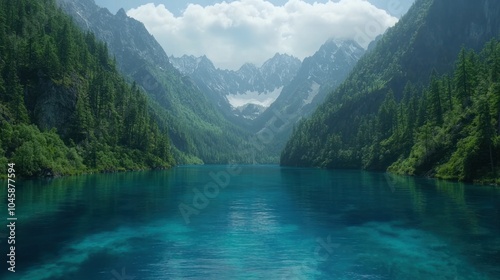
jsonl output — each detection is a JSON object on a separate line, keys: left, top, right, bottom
{"left": 455, "top": 48, "right": 472, "bottom": 108}
{"left": 377, "top": 90, "right": 397, "bottom": 139}
{"left": 58, "top": 22, "right": 74, "bottom": 72}
{"left": 0, "top": 2, "right": 6, "bottom": 55}
{"left": 428, "top": 71, "right": 443, "bottom": 125}
{"left": 3, "top": 54, "right": 29, "bottom": 123}
{"left": 445, "top": 75, "right": 453, "bottom": 111}
{"left": 490, "top": 82, "right": 500, "bottom": 134}
{"left": 401, "top": 82, "right": 417, "bottom": 146}
{"left": 43, "top": 36, "right": 61, "bottom": 76}
{"left": 455, "top": 49, "right": 481, "bottom": 109}
{"left": 416, "top": 89, "right": 428, "bottom": 127}
{"left": 71, "top": 91, "right": 93, "bottom": 142}
{"left": 474, "top": 94, "right": 494, "bottom": 173}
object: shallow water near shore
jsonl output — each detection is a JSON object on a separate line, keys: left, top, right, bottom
{"left": 1, "top": 165, "right": 499, "bottom": 279}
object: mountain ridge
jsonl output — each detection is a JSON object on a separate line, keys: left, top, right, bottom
{"left": 57, "top": 0, "right": 259, "bottom": 164}
{"left": 251, "top": 39, "right": 365, "bottom": 151}
{"left": 169, "top": 52, "right": 301, "bottom": 121}
{"left": 170, "top": 38, "right": 364, "bottom": 161}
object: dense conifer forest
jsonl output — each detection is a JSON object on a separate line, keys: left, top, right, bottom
{"left": 281, "top": 40, "right": 500, "bottom": 183}
{"left": 0, "top": 0, "right": 175, "bottom": 177}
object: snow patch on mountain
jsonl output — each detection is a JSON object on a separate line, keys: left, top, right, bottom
{"left": 169, "top": 53, "right": 301, "bottom": 120}
{"left": 227, "top": 86, "right": 283, "bottom": 108}
{"left": 304, "top": 82, "right": 320, "bottom": 105}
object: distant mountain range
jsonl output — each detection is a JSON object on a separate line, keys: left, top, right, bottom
{"left": 170, "top": 39, "right": 365, "bottom": 158}
{"left": 251, "top": 39, "right": 365, "bottom": 157}
{"left": 169, "top": 53, "right": 301, "bottom": 121}
{"left": 57, "top": 0, "right": 366, "bottom": 162}
{"left": 254, "top": 38, "right": 365, "bottom": 127}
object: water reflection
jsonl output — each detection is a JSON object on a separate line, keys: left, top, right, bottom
{"left": 0, "top": 166, "right": 499, "bottom": 280}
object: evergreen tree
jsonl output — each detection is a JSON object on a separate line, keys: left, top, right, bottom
{"left": 454, "top": 48, "right": 475, "bottom": 108}
{"left": 475, "top": 95, "right": 494, "bottom": 172}
{"left": 58, "top": 22, "right": 74, "bottom": 71}
{"left": 428, "top": 71, "right": 443, "bottom": 125}
{"left": 3, "top": 54, "right": 29, "bottom": 123}
{"left": 377, "top": 90, "right": 397, "bottom": 138}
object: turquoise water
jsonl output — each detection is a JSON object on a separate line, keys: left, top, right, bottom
{"left": 1, "top": 165, "right": 500, "bottom": 279}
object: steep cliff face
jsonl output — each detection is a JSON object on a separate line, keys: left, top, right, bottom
{"left": 29, "top": 76, "right": 78, "bottom": 137}
{"left": 261, "top": 39, "right": 365, "bottom": 119}
{"left": 58, "top": 0, "right": 170, "bottom": 72}
{"left": 401, "top": 0, "right": 500, "bottom": 85}
{"left": 57, "top": 0, "right": 174, "bottom": 110}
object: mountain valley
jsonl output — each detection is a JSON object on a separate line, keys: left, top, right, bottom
{"left": 2, "top": 1, "right": 500, "bottom": 279}
{"left": 170, "top": 38, "right": 365, "bottom": 159}
{"left": 2, "top": 0, "right": 499, "bottom": 183}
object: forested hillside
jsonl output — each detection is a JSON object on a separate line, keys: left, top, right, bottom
{"left": 0, "top": 0, "right": 175, "bottom": 177}
{"left": 57, "top": 0, "right": 259, "bottom": 164}
{"left": 281, "top": 0, "right": 500, "bottom": 183}
{"left": 387, "top": 42, "right": 500, "bottom": 182}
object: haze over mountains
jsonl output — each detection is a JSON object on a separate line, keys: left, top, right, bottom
{"left": 251, "top": 38, "right": 365, "bottom": 155}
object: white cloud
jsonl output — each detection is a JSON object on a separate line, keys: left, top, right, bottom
{"left": 127, "top": 0, "right": 398, "bottom": 70}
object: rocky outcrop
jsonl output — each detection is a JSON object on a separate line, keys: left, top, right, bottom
{"left": 28, "top": 74, "right": 78, "bottom": 137}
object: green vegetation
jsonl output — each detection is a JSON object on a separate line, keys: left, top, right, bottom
{"left": 0, "top": 0, "right": 175, "bottom": 177}
{"left": 393, "top": 43, "right": 500, "bottom": 183}
{"left": 55, "top": 0, "right": 262, "bottom": 165}
{"left": 282, "top": 40, "right": 500, "bottom": 183}
{"left": 281, "top": 0, "right": 500, "bottom": 183}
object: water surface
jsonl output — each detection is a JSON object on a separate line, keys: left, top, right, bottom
{"left": 1, "top": 165, "right": 499, "bottom": 279}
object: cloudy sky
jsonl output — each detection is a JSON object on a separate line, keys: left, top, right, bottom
{"left": 95, "top": 0, "right": 415, "bottom": 70}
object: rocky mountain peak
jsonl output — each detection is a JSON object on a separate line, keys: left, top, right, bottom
{"left": 318, "top": 38, "right": 364, "bottom": 58}
{"left": 261, "top": 53, "right": 300, "bottom": 71}
{"left": 116, "top": 8, "right": 127, "bottom": 18}
{"left": 197, "top": 55, "right": 216, "bottom": 69}
{"left": 297, "top": 38, "right": 364, "bottom": 82}
{"left": 238, "top": 62, "right": 258, "bottom": 73}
